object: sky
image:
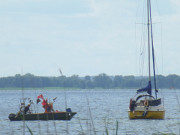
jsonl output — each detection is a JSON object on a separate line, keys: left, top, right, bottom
{"left": 0, "top": 0, "right": 179, "bottom": 77}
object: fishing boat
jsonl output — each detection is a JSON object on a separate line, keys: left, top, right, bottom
{"left": 9, "top": 94, "right": 76, "bottom": 121}
{"left": 9, "top": 111, "right": 76, "bottom": 121}
{"left": 128, "top": 0, "right": 165, "bottom": 119}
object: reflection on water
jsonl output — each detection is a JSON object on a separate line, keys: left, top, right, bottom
{"left": 0, "top": 89, "right": 180, "bottom": 134}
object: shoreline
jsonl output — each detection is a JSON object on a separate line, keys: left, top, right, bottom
{"left": 0, "top": 87, "right": 174, "bottom": 91}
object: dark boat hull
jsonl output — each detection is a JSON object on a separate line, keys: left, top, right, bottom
{"left": 9, "top": 112, "right": 76, "bottom": 121}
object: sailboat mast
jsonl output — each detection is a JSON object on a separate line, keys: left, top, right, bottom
{"left": 147, "top": 0, "right": 151, "bottom": 82}
{"left": 149, "top": 0, "right": 158, "bottom": 98}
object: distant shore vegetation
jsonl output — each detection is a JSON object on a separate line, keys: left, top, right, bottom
{"left": 0, "top": 73, "right": 179, "bottom": 89}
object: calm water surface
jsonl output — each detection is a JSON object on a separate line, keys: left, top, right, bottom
{"left": 0, "top": 89, "right": 180, "bottom": 135}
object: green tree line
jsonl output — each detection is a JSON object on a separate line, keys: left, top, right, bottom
{"left": 0, "top": 73, "right": 179, "bottom": 89}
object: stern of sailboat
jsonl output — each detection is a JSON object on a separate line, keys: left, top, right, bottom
{"left": 128, "top": 110, "right": 165, "bottom": 119}
{"left": 128, "top": 96, "right": 165, "bottom": 119}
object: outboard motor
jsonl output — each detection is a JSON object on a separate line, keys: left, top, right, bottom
{"left": 129, "top": 99, "right": 136, "bottom": 111}
{"left": 66, "top": 108, "right": 72, "bottom": 113}
{"left": 8, "top": 113, "right": 16, "bottom": 121}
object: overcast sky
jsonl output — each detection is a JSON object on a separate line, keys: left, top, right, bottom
{"left": 0, "top": 0, "right": 179, "bottom": 77}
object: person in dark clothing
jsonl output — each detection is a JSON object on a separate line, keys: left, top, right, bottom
{"left": 24, "top": 104, "right": 31, "bottom": 114}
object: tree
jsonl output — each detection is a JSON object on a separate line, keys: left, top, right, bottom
{"left": 93, "top": 73, "right": 112, "bottom": 88}
{"left": 113, "top": 75, "right": 123, "bottom": 88}
{"left": 84, "top": 76, "right": 94, "bottom": 88}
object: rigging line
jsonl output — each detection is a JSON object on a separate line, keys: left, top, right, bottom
{"left": 139, "top": 37, "right": 144, "bottom": 81}
{"left": 155, "top": 59, "right": 159, "bottom": 84}
{"left": 138, "top": 0, "right": 147, "bottom": 81}
{"left": 135, "top": 23, "right": 137, "bottom": 76}
{"left": 141, "top": 23, "right": 146, "bottom": 76}
{"left": 160, "top": 23, "right": 164, "bottom": 75}
{"left": 151, "top": 0, "right": 163, "bottom": 76}
{"left": 155, "top": 0, "right": 164, "bottom": 75}
{"left": 151, "top": 1, "right": 163, "bottom": 75}
{"left": 135, "top": 1, "right": 143, "bottom": 78}
{"left": 135, "top": 7, "right": 138, "bottom": 77}
{"left": 136, "top": 22, "right": 161, "bottom": 25}
{"left": 139, "top": 15, "right": 147, "bottom": 87}
{"left": 139, "top": 26, "right": 143, "bottom": 86}
{"left": 147, "top": 0, "right": 151, "bottom": 82}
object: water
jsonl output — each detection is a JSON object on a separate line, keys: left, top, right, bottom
{"left": 0, "top": 89, "right": 180, "bottom": 135}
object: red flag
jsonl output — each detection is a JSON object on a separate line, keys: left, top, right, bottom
{"left": 42, "top": 99, "right": 47, "bottom": 106}
{"left": 37, "top": 94, "right": 43, "bottom": 99}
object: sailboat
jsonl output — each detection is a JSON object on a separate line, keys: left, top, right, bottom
{"left": 128, "top": 0, "right": 165, "bottom": 119}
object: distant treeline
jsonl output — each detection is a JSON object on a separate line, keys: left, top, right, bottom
{"left": 0, "top": 73, "right": 179, "bottom": 89}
